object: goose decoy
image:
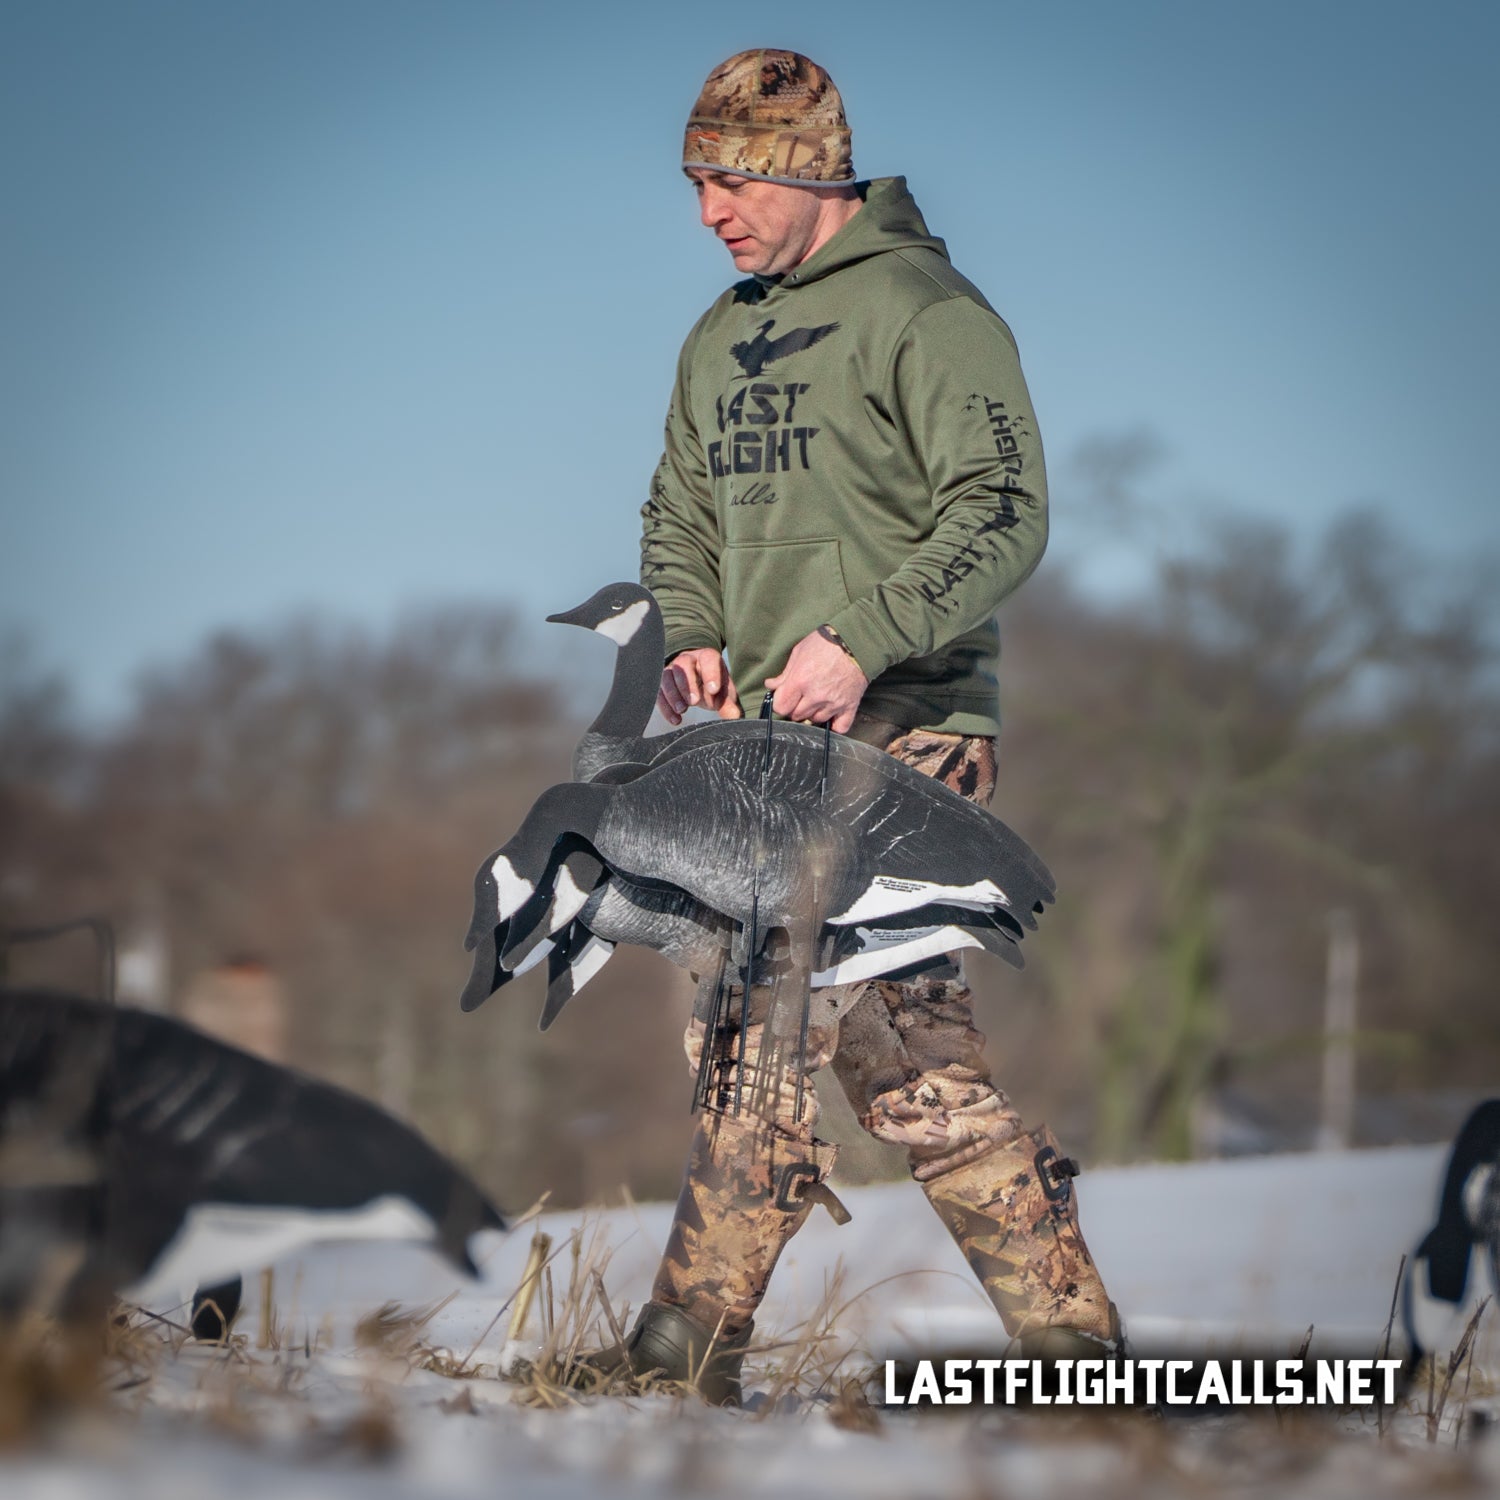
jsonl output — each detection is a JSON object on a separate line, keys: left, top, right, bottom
{"left": 465, "top": 582, "right": 1050, "bottom": 1032}
{"left": 0, "top": 988, "right": 505, "bottom": 1319}
{"left": 548, "top": 580, "right": 802, "bottom": 785}
{"left": 547, "top": 581, "right": 682, "bottom": 782}
{"left": 463, "top": 838, "right": 1030, "bottom": 1025}
{"left": 476, "top": 721, "right": 1052, "bottom": 985}
{"left": 1402, "top": 1098, "right": 1500, "bottom": 1367}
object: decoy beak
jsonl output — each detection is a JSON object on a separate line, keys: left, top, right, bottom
{"left": 545, "top": 603, "right": 589, "bottom": 627}
{"left": 459, "top": 928, "right": 510, "bottom": 1012}
{"left": 465, "top": 865, "right": 503, "bottom": 951}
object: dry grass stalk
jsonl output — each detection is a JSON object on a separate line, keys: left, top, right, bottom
{"left": 257, "top": 1267, "right": 275, "bottom": 1350}
{"left": 354, "top": 1291, "right": 459, "bottom": 1363}
{"left": 825, "top": 1376, "right": 882, "bottom": 1433}
{"left": 1376, "top": 1253, "right": 1405, "bottom": 1439}
{"left": 1424, "top": 1296, "right": 1490, "bottom": 1443}
{"left": 503, "top": 1219, "right": 631, "bottom": 1404}
{"left": 415, "top": 1344, "right": 480, "bottom": 1380}
{"left": 488, "top": 1212, "right": 741, "bottom": 1407}
{"left": 506, "top": 1230, "right": 552, "bottom": 1346}
{"left": 754, "top": 1263, "right": 974, "bottom": 1418}
{"left": 1424, "top": 1302, "right": 1486, "bottom": 1442}
{"left": 755, "top": 1265, "right": 858, "bottom": 1413}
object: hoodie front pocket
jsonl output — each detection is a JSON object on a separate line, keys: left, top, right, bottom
{"left": 721, "top": 536, "right": 853, "bottom": 651}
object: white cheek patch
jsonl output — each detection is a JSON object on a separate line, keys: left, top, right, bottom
{"left": 568, "top": 936, "right": 615, "bottom": 995}
{"left": 595, "top": 600, "right": 649, "bottom": 645}
{"left": 829, "top": 876, "right": 1008, "bottom": 926}
{"left": 1463, "top": 1163, "right": 1496, "bottom": 1232}
{"left": 813, "top": 925, "right": 978, "bottom": 988}
{"left": 491, "top": 855, "right": 534, "bottom": 919}
{"left": 546, "top": 863, "right": 594, "bottom": 931}
{"left": 124, "top": 1194, "right": 437, "bottom": 1306}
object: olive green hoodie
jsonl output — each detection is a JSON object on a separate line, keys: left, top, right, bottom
{"left": 640, "top": 176, "right": 1046, "bottom": 737}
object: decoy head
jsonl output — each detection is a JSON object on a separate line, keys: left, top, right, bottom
{"left": 499, "top": 843, "right": 606, "bottom": 968}
{"left": 470, "top": 785, "right": 609, "bottom": 960}
{"left": 547, "top": 582, "right": 656, "bottom": 645}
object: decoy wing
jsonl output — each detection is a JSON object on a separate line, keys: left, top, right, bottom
{"left": 582, "top": 728, "right": 1054, "bottom": 936}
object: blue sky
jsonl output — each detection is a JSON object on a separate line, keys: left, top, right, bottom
{"left": 3, "top": 0, "right": 1495, "bottom": 718}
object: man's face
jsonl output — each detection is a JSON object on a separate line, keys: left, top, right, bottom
{"left": 688, "top": 169, "right": 826, "bottom": 277}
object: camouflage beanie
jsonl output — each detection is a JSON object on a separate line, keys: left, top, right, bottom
{"left": 683, "top": 49, "right": 854, "bottom": 186}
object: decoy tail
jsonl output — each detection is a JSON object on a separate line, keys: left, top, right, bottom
{"left": 1399, "top": 1097, "right": 1500, "bottom": 1372}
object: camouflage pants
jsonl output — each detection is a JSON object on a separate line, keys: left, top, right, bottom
{"left": 652, "top": 719, "right": 1116, "bottom": 1347}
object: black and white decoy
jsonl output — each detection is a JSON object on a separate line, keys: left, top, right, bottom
{"left": 462, "top": 582, "right": 1052, "bottom": 1048}
{"left": 0, "top": 988, "right": 505, "bottom": 1319}
{"left": 546, "top": 580, "right": 812, "bottom": 785}
{"left": 546, "top": 581, "right": 686, "bottom": 782}
{"left": 470, "top": 722, "right": 1051, "bottom": 1011}
{"left": 462, "top": 839, "right": 1031, "bottom": 1025}
{"left": 1402, "top": 1097, "right": 1500, "bottom": 1367}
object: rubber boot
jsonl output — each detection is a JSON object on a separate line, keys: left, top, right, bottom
{"left": 620, "top": 1300, "right": 757, "bottom": 1405}
{"left": 919, "top": 1122, "right": 1119, "bottom": 1351}
{"left": 572, "top": 1109, "right": 843, "bottom": 1405}
{"left": 569, "top": 990, "right": 846, "bottom": 1405}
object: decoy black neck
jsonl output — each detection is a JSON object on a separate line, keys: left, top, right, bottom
{"left": 586, "top": 605, "right": 666, "bottom": 743}
{"left": 526, "top": 782, "right": 609, "bottom": 857}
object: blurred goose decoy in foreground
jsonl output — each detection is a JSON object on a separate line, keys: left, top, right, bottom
{"left": 0, "top": 988, "right": 505, "bottom": 1319}
{"left": 1402, "top": 1097, "right": 1500, "bottom": 1367}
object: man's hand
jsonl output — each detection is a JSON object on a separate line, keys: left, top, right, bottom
{"left": 765, "top": 629, "right": 869, "bottom": 733}
{"left": 658, "top": 649, "right": 743, "bottom": 726}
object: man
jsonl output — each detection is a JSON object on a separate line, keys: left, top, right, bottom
{"left": 623, "top": 48, "right": 1117, "bottom": 1403}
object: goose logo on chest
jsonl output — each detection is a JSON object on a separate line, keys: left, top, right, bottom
{"left": 730, "top": 319, "right": 840, "bottom": 378}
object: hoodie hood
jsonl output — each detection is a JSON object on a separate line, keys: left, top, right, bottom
{"left": 776, "top": 177, "right": 948, "bottom": 290}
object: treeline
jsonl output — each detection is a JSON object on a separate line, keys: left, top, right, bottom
{"left": 2, "top": 511, "right": 1496, "bottom": 1211}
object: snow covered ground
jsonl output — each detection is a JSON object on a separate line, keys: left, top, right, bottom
{"left": 5, "top": 1143, "right": 1499, "bottom": 1498}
